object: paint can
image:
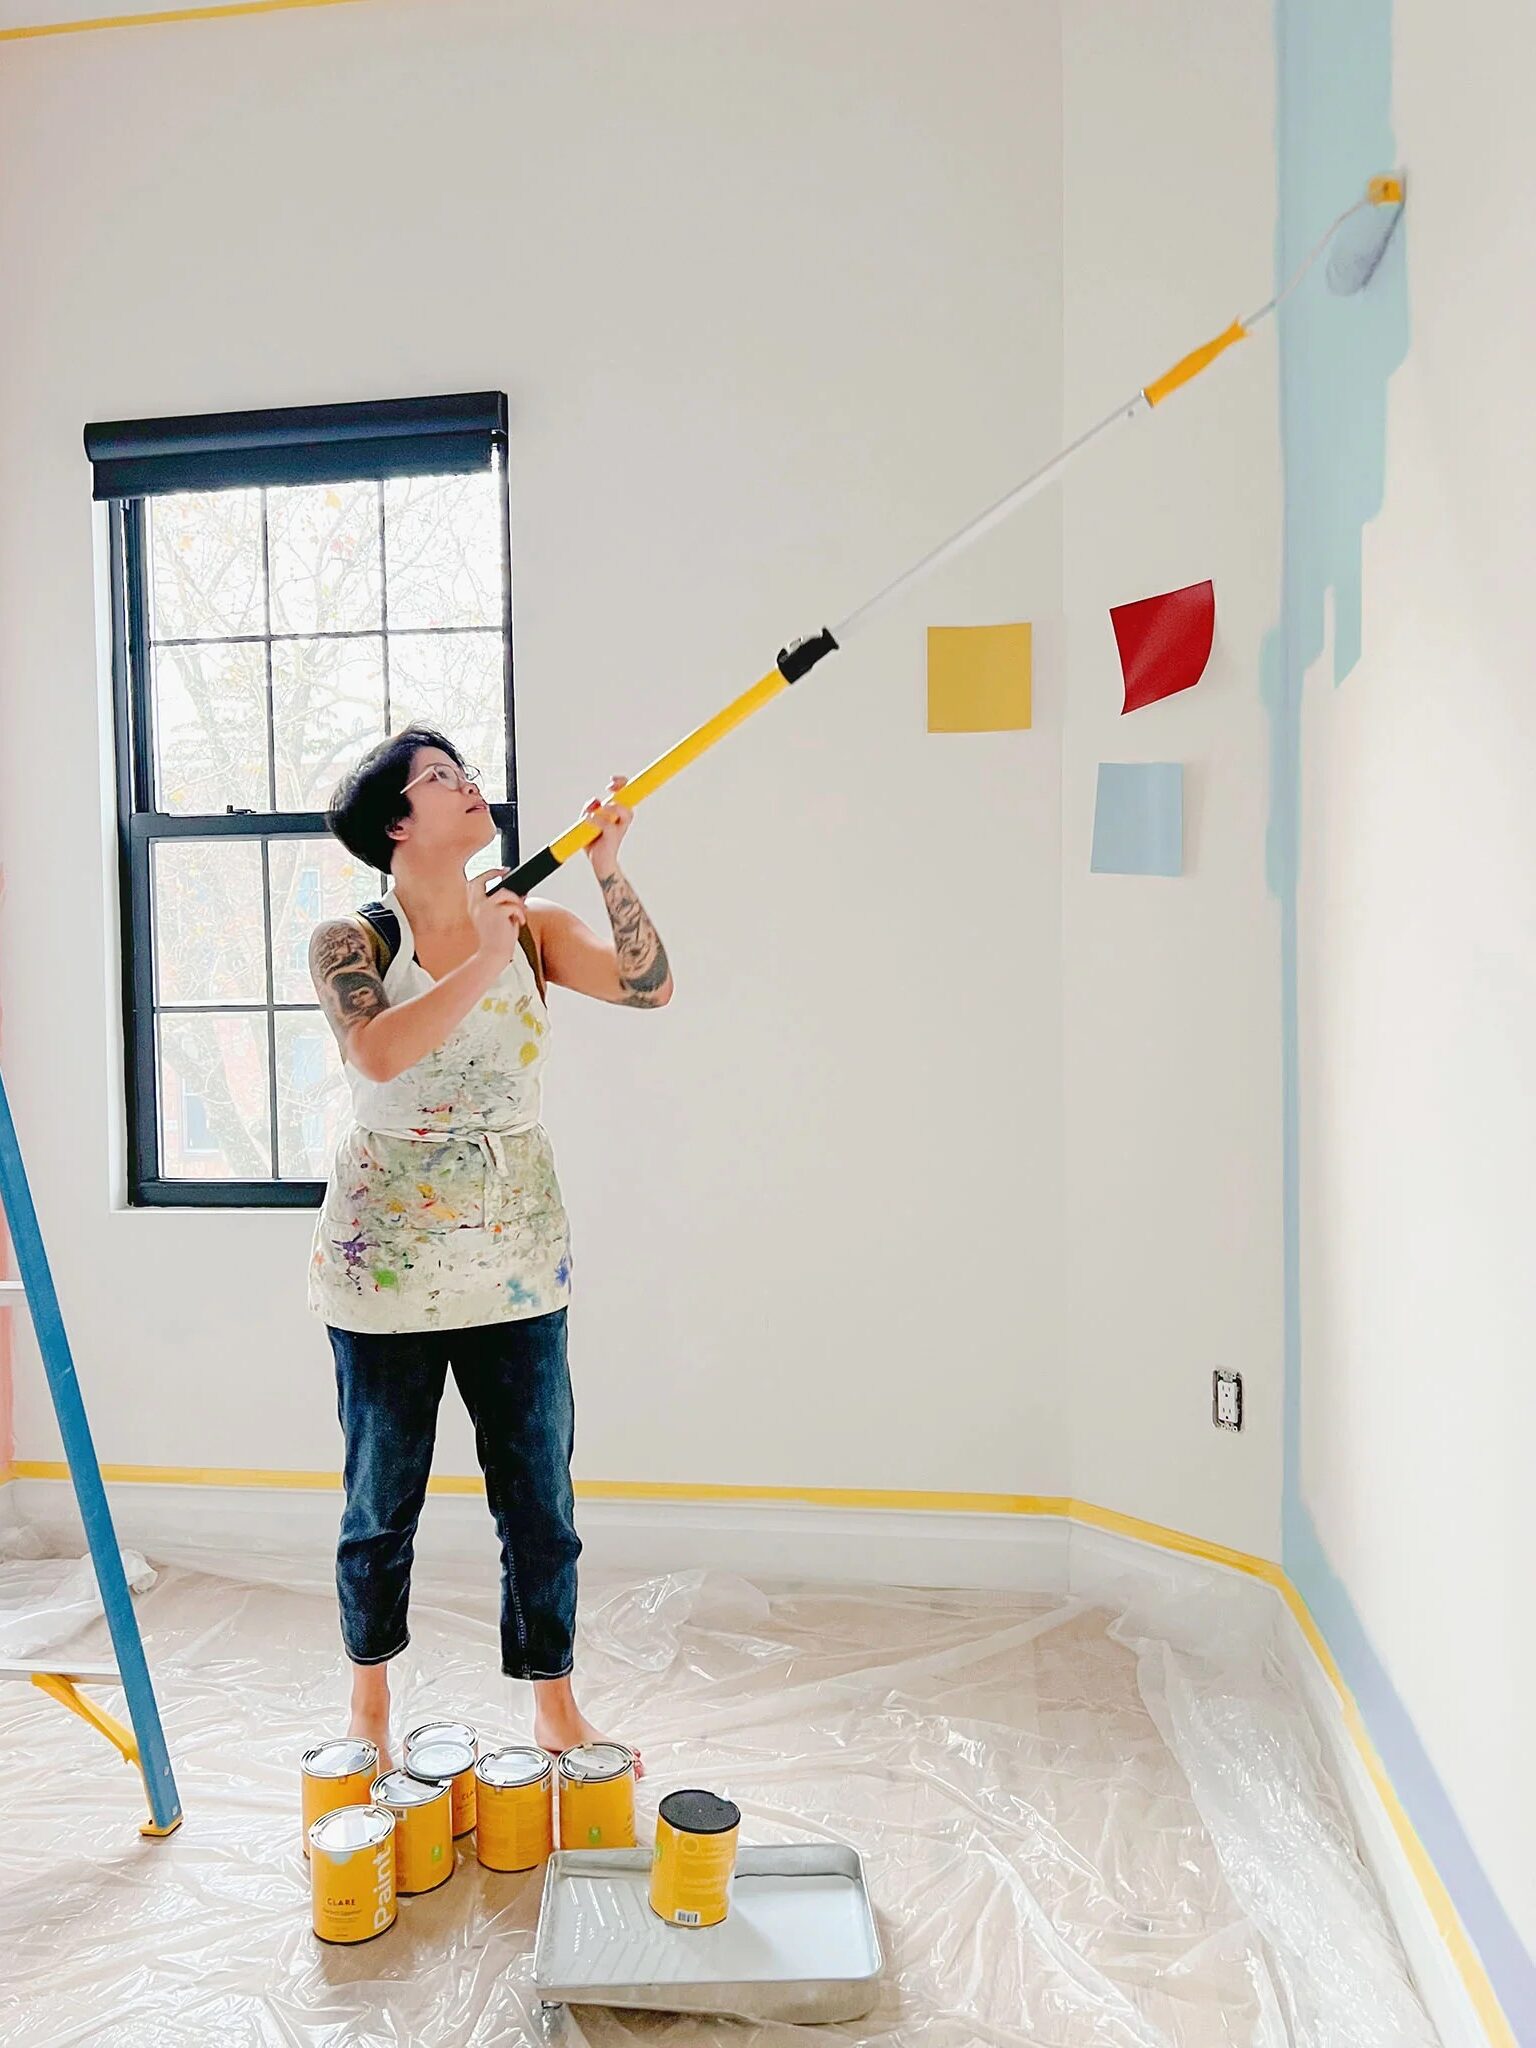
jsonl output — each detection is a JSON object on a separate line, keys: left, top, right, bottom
{"left": 404, "top": 1722, "right": 478, "bottom": 1838}
{"left": 649, "top": 1789, "right": 741, "bottom": 1927}
{"left": 308, "top": 1804, "right": 397, "bottom": 1944}
{"left": 474, "top": 1747, "right": 555, "bottom": 1872}
{"left": 558, "top": 1743, "right": 637, "bottom": 1850}
{"left": 300, "top": 1737, "right": 379, "bottom": 1859}
{"left": 371, "top": 1770, "right": 453, "bottom": 1896}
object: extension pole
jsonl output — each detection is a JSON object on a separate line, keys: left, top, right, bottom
{"left": 494, "top": 178, "right": 1402, "bottom": 899}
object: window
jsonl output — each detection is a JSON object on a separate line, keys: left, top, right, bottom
{"left": 89, "top": 394, "right": 518, "bottom": 1207}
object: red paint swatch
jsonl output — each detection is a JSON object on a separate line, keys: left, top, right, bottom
{"left": 1111, "top": 579, "right": 1215, "bottom": 715}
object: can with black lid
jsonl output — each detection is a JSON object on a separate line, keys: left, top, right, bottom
{"left": 649, "top": 1788, "right": 741, "bottom": 1927}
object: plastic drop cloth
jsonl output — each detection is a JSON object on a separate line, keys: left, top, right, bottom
{"left": 0, "top": 1522, "right": 1441, "bottom": 2048}
{"left": 0, "top": 1523, "right": 156, "bottom": 1660}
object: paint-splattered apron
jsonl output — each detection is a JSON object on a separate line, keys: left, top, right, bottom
{"left": 308, "top": 888, "right": 572, "bottom": 1335}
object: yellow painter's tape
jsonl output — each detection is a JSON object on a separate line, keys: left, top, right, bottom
{"left": 0, "top": 0, "right": 368, "bottom": 42}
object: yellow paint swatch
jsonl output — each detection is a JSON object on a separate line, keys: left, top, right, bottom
{"left": 927, "top": 623, "right": 1032, "bottom": 732}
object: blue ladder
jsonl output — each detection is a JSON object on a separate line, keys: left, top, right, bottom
{"left": 0, "top": 1067, "right": 181, "bottom": 1837}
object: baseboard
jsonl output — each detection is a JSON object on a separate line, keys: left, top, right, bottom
{"left": 3, "top": 1470, "right": 1502, "bottom": 2043}
{"left": 1278, "top": 1611, "right": 1490, "bottom": 2048}
{"left": 1062, "top": 1517, "right": 1496, "bottom": 2048}
{"left": 7, "top": 1474, "right": 1073, "bottom": 1593}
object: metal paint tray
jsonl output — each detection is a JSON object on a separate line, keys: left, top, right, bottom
{"left": 532, "top": 1843, "right": 883, "bottom": 2027}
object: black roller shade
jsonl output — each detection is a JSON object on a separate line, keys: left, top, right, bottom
{"left": 85, "top": 391, "right": 507, "bottom": 499}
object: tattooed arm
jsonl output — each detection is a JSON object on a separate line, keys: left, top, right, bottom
{"left": 309, "top": 921, "right": 387, "bottom": 1058}
{"left": 527, "top": 772, "right": 673, "bottom": 1008}
{"left": 528, "top": 872, "right": 674, "bottom": 1009}
{"left": 308, "top": 905, "right": 516, "bottom": 1082}
{"left": 597, "top": 866, "right": 674, "bottom": 1006}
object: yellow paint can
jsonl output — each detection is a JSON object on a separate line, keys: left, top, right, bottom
{"left": 300, "top": 1737, "right": 379, "bottom": 1859}
{"left": 649, "top": 1789, "right": 741, "bottom": 1927}
{"left": 404, "top": 1722, "right": 478, "bottom": 1838}
{"left": 558, "top": 1743, "right": 637, "bottom": 1850}
{"left": 309, "top": 1804, "right": 397, "bottom": 1944}
{"left": 371, "top": 1770, "right": 453, "bottom": 1896}
{"left": 474, "top": 1747, "right": 554, "bottom": 1872}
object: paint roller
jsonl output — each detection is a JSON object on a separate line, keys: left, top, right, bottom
{"left": 491, "top": 174, "right": 1406, "bottom": 898}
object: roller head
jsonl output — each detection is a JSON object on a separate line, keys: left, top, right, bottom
{"left": 1326, "top": 172, "right": 1405, "bottom": 295}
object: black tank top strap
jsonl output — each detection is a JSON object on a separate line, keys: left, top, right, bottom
{"left": 352, "top": 900, "right": 401, "bottom": 973}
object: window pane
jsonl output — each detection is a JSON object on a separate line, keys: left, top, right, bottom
{"left": 269, "top": 837, "right": 379, "bottom": 1004}
{"left": 268, "top": 481, "right": 383, "bottom": 636}
{"left": 149, "top": 490, "right": 265, "bottom": 641}
{"left": 467, "top": 834, "right": 509, "bottom": 882}
{"left": 276, "top": 1012, "right": 347, "bottom": 1179}
{"left": 272, "top": 635, "right": 387, "bottom": 811}
{"left": 158, "top": 1013, "right": 272, "bottom": 1179}
{"left": 388, "top": 631, "right": 507, "bottom": 801}
{"left": 123, "top": 440, "right": 516, "bottom": 1203}
{"left": 384, "top": 469, "right": 502, "bottom": 630}
{"left": 153, "top": 840, "right": 267, "bottom": 1005}
{"left": 152, "top": 642, "right": 270, "bottom": 814}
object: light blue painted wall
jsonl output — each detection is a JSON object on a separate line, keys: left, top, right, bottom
{"left": 1269, "top": 2, "right": 1533, "bottom": 2032}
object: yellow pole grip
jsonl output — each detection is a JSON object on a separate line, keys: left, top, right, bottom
{"left": 548, "top": 665, "right": 789, "bottom": 864}
{"left": 1143, "top": 318, "right": 1248, "bottom": 407}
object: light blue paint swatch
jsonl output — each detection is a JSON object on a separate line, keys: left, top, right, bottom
{"left": 1090, "top": 763, "right": 1183, "bottom": 877}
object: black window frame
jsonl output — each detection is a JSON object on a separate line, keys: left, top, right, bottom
{"left": 99, "top": 394, "right": 520, "bottom": 1209}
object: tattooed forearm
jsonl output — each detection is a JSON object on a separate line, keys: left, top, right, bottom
{"left": 597, "top": 867, "right": 672, "bottom": 1007}
{"left": 309, "top": 921, "right": 387, "bottom": 1038}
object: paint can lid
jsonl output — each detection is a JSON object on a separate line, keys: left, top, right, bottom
{"left": 477, "top": 1746, "right": 554, "bottom": 1789}
{"left": 404, "top": 1738, "right": 476, "bottom": 1783}
{"left": 372, "top": 1770, "right": 449, "bottom": 1808}
{"left": 308, "top": 1804, "right": 394, "bottom": 1855}
{"left": 302, "top": 1737, "right": 378, "bottom": 1780}
{"left": 559, "top": 1742, "right": 634, "bottom": 1784}
{"left": 406, "top": 1720, "right": 477, "bottom": 1756}
{"left": 659, "top": 1789, "right": 740, "bottom": 1836}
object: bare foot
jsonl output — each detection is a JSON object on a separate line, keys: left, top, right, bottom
{"left": 533, "top": 1685, "right": 644, "bottom": 1779}
{"left": 347, "top": 1663, "right": 394, "bottom": 1775}
{"left": 347, "top": 1706, "right": 394, "bottom": 1776}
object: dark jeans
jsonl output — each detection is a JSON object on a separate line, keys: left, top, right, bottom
{"left": 328, "top": 1309, "right": 580, "bottom": 1681}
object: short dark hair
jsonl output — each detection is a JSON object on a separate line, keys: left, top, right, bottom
{"left": 326, "top": 726, "right": 464, "bottom": 872}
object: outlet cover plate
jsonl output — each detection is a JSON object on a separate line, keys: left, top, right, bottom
{"left": 1213, "top": 1370, "right": 1243, "bottom": 1431}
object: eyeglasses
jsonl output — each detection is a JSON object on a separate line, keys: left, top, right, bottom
{"left": 402, "top": 761, "right": 483, "bottom": 796}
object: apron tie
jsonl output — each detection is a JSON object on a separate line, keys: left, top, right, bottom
{"left": 475, "top": 1131, "right": 511, "bottom": 1177}
{"left": 476, "top": 1132, "right": 511, "bottom": 1224}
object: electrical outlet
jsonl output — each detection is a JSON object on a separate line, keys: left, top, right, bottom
{"left": 1212, "top": 1370, "right": 1243, "bottom": 1432}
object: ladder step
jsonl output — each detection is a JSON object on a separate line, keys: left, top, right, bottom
{"left": 0, "top": 1277, "right": 25, "bottom": 1297}
{"left": 0, "top": 1659, "right": 122, "bottom": 1685}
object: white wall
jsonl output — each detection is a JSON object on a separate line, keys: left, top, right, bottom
{"left": 1299, "top": 0, "right": 1536, "bottom": 1953}
{"left": 1, "top": 0, "right": 1287, "bottom": 1562}
{"left": 1061, "top": 2, "right": 1282, "bottom": 1555}
{"left": 0, "top": 0, "right": 1067, "bottom": 1496}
